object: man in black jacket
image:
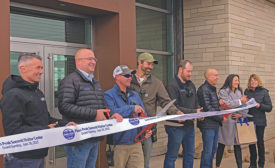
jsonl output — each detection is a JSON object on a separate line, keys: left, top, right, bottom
{"left": 0, "top": 53, "right": 75, "bottom": 168}
{"left": 164, "top": 60, "right": 201, "bottom": 168}
{"left": 58, "top": 49, "right": 122, "bottom": 168}
{"left": 197, "top": 68, "right": 226, "bottom": 168}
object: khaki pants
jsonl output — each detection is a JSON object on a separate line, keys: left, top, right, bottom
{"left": 114, "top": 143, "right": 144, "bottom": 168}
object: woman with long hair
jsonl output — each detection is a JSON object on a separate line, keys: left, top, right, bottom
{"left": 216, "top": 74, "right": 248, "bottom": 168}
{"left": 245, "top": 74, "right": 272, "bottom": 168}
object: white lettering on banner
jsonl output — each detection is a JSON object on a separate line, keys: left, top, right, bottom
{"left": 0, "top": 99, "right": 256, "bottom": 155}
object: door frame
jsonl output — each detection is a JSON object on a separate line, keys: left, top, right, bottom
{"left": 10, "top": 38, "right": 88, "bottom": 168}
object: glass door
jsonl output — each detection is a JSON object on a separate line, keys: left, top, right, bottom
{"left": 10, "top": 41, "right": 87, "bottom": 168}
{"left": 10, "top": 42, "right": 44, "bottom": 90}
{"left": 44, "top": 46, "right": 80, "bottom": 168}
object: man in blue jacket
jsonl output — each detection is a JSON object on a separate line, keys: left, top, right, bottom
{"left": 104, "top": 65, "right": 152, "bottom": 168}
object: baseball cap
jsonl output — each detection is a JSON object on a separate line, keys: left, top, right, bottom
{"left": 137, "top": 52, "right": 158, "bottom": 64}
{"left": 113, "top": 65, "right": 136, "bottom": 78}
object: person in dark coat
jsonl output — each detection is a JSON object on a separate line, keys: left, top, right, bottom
{"left": 164, "top": 60, "right": 201, "bottom": 168}
{"left": 197, "top": 68, "right": 226, "bottom": 168}
{"left": 58, "top": 49, "right": 122, "bottom": 168}
{"left": 0, "top": 53, "right": 76, "bottom": 168}
{"left": 245, "top": 74, "right": 272, "bottom": 168}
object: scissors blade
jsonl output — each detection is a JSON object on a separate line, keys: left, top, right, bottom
{"left": 156, "top": 99, "right": 176, "bottom": 116}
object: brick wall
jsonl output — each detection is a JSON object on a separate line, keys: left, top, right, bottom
{"left": 184, "top": 0, "right": 275, "bottom": 141}
{"left": 183, "top": 0, "right": 230, "bottom": 153}
{"left": 152, "top": 0, "right": 275, "bottom": 156}
{"left": 228, "top": 0, "right": 275, "bottom": 139}
{"left": 184, "top": 0, "right": 230, "bottom": 87}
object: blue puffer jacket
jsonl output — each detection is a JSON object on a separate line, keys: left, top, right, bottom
{"left": 104, "top": 84, "right": 146, "bottom": 145}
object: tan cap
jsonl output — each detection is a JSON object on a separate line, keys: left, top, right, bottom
{"left": 138, "top": 52, "right": 158, "bottom": 64}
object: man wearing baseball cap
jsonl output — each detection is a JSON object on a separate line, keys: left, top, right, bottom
{"left": 104, "top": 65, "right": 152, "bottom": 168}
{"left": 131, "top": 53, "right": 184, "bottom": 168}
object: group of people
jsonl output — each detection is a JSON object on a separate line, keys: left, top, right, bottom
{"left": 0, "top": 48, "right": 272, "bottom": 168}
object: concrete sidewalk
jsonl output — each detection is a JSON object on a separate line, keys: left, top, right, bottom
{"left": 150, "top": 138, "right": 275, "bottom": 168}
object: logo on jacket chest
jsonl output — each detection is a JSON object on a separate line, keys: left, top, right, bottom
{"left": 81, "top": 85, "right": 92, "bottom": 91}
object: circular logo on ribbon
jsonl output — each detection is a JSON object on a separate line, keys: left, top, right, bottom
{"left": 129, "top": 118, "right": 140, "bottom": 125}
{"left": 63, "top": 128, "right": 75, "bottom": 140}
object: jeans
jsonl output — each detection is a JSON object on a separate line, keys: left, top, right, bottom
{"left": 142, "top": 137, "right": 153, "bottom": 168}
{"left": 4, "top": 154, "right": 44, "bottom": 168}
{"left": 200, "top": 128, "right": 219, "bottom": 168}
{"left": 216, "top": 143, "right": 242, "bottom": 168}
{"left": 164, "top": 126, "right": 195, "bottom": 168}
{"left": 64, "top": 141, "right": 98, "bottom": 168}
{"left": 249, "top": 126, "right": 265, "bottom": 167}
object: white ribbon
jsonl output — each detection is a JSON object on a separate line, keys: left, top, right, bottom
{"left": 0, "top": 99, "right": 256, "bottom": 155}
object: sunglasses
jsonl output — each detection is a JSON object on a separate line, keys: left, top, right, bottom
{"left": 122, "top": 74, "right": 132, "bottom": 78}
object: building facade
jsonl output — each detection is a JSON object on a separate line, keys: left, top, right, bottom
{"left": 0, "top": 0, "right": 274, "bottom": 168}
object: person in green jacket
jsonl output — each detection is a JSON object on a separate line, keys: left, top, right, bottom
{"left": 131, "top": 52, "right": 183, "bottom": 168}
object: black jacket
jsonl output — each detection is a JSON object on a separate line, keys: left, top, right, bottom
{"left": 244, "top": 87, "right": 272, "bottom": 126}
{"left": 166, "top": 76, "right": 199, "bottom": 128}
{"left": 197, "top": 81, "right": 223, "bottom": 129}
{"left": 0, "top": 75, "right": 66, "bottom": 159}
{"left": 58, "top": 69, "right": 107, "bottom": 142}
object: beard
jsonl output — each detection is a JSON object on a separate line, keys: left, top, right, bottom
{"left": 142, "top": 67, "right": 152, "bottom": 75}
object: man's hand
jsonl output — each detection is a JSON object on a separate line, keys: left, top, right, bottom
{"left": 197, "top": 107, "right": 203, "bottom": 113}
{"left": 256, "top": 103, "right": 260, "bottom": 108}
{"left": 134, "top": 105, "right": 144, "bottom": 113}
{"left": 110, "top": 113, "right": 123, "bottom": 122}
{"left": 219, "top": 99, "right": 226, "bottom": 106}
{"left": 145, "top": 130, "right": 152, "bottom": 139}
{"left": 66, "top": 122, "right": 77, "bottom": 126}
{"left": 48, "top": 122, "right": 58, "bottom": 128}
{"left": 196, "top": 108, "right": 204, "bottom": 120}
{"left": 222, "top": 116, "right": 228, "bottom": 123}
{"left": 95, "top": 109, "right": 108, "bottom": 121}
{"left": 177, "top": 111, "right": 185, "bottom": 122}
{"left": 240, "top": 96, "right": 248, "bottom": 104}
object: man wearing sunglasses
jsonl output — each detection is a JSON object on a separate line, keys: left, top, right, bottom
{"left": 131, "top": 53, "right": 184, "bottom": 168}
{"left": 104, "top": 65, "right": 152, "bottom": 168}
{"left": 58, "top": 49, "right": 122, "bottom": 168}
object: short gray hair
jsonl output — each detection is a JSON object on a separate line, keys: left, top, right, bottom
{"left": 18, "top": 53, "right": 42, "bottom": 67}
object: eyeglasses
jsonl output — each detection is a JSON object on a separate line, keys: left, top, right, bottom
{"left": 122, "top": 74, "right": 132, "bottom": 78}
{"left": 78, "top": 57, "right": 98, "bottom": 62}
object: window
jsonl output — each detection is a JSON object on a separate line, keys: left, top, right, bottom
{"left": 136, "top": 0, "right": 174, "bottom": 85}
{"left": 10, "top": 7, "right": 91, "bottom": 44}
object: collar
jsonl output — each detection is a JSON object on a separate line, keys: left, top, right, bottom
{"left": 78, "top": 69, "right": 94, "bottom": 82}
{"left": 114, "top": 84, "right": 134, "bottom": 102}
{"left": 132, "top": 74, "right": 152, "bottom": 85}
{"left": 205, "top": 80, "right": 216, "bottom": 91}
{"left": 175, "top": 75, "right": 191, "bottom": 89}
